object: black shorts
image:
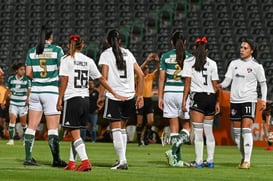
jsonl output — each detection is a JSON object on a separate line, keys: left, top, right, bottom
{"left": 190, "top": 92, "right": 216, "bottom": 116}
{"left": 103, "top": 97, "right": 135, "bottom": 122}
{"left": 136, "top": 97, "right": 154, "bottom": 116}
{"left": 62, "top": 97, "right": 89, "bottom": 129}
{"left": 0, "top": 106, "right": 8, "bottom": 119}
{"left": 230, "top": 102, "right": 256, "bottom": 121}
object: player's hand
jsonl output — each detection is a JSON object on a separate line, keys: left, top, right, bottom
{"left": 260, "top": 100, "right": 266, "bottom": 111}
{"left": 97, "top": 97, "right": 105, "bottom": 110}
{"left": 182, "top": 101, "right": 188, "bottom": 112}
{"left": 215, "top": 102, "right": 220, "bottom": 115}
{"left": 135, "top": 96, "right": 144, "bottom": 109}
{"left": 113, "top": 93, "right": 128, "bottom": 101}
{"left": 56, "top": 99, "right": 63, "bottom": 111}
{"left": 158, "top": 98, "right": 164, "bottom": 110}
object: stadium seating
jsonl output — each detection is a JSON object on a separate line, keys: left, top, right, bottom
{"left": 0, "top": 0, "right": 272, "bottom": 98}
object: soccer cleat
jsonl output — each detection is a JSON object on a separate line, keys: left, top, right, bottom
{"left": 76, "top": 160, "right": 92, "bottom": 172}
{"left": 265, "top": 145, "right": 273, "bottom": 151}
{"left": 24, "top": 158, "right": 39, "bottom": 166}
{"left": 52, "top": 159, "right": 67, "bottom": 167}
{"left": 64, "top": 161, "right": 76, "bottom": 170}
{"left": 207, "top": 162, "right": 215, "bottom": 168}
{"left": 238, "top": 159, "right": 244, "bottom": 168}
{"left": 111, "top": 163, "right": 128, "bottom": 170}
{"left": 196, "top": 163, "right": 204, "bottom": 168}
{"left": 239, "top": 162, "right": 250, "bottom": 169}
{"left": 174, "top": 160, "right": 184, "bottom": 167}
{"left": 165, "top": 150, "right": 177, "bottom": 166}
{"left": 6, "top": 140, "right": 14, "bottom": 145}
{"left": 112, "top": 160, "right": 120, "bottom": 167}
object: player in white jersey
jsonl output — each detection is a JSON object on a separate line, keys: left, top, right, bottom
{"left": 57, "top": 35, "right": 126, "bottom": 172}
{"left": 182, "top": 37, "right": 220, "bottom": 168}
{"left": 158, "top": 31, "right": 192, "bottom": 167}
{"left": 6, "top": 62, "right": 31, "bottom": 145}
{"left": 24, "top": 26, "right": 66, "bottom": 167}
{"left": 218, "top": 38, "right": 267, "bottom": 169}
{"left": 98, "top": 29, "right": 144, "bottom": 170}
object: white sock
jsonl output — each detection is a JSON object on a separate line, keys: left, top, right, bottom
{"left": 73, "top": 138, "right": 88, "bottom": 161}
{"left": 233, "top": 127, "right": 244, "bottom": 159}
{"left": 121, "top": 129, "right": 127, "bottom": 155}
{"left": 193, "top": 122, "right": 204, "bottom": 164}
{"left": 112, "top": 128, "right": 126, "bottom": 164}
{"left": 204, "top": 120, "right": 215, "bottom": 163}
{"left": 242, "top": 128, "right": 253, "bottom": 163}
{"left": 69, "top": 142, "right": 77, "bottom": 162}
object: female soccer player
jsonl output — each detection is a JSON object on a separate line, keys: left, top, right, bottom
{"left": 182, "top": 37, "right": 220, "bottom": 168}
{"left": 24, "top": 26, "right": 66, "bottom": 167}
{"left": 218, "top": 38, "right": 267, "bottom": 169}
{"left": 97, "top": 29, "right": 144, "bottom": 170}
{"left": 6, "top": 63, "right": 31, "bottom": 145}
{"left": 158, "top": 31, "right": 192, "bottom": 167}
{"left": 57, "top": 34, "right": 126, "bottom": 171}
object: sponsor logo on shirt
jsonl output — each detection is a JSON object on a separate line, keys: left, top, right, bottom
{"left": 247, "top": 68, "right": 252, "bottom": 73}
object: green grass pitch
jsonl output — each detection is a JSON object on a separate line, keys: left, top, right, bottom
{"left": 0, "top": 140, "right": 272, "bottom": 181}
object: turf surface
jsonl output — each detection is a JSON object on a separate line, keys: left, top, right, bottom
{"left": 0, "top": 140, "right": 272, "bottom": 181}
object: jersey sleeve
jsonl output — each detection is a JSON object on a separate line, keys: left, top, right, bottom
{"left": 7, "top": 76, "right": 12, "bottom": 89}
{"left": 211, "top": 61, "right": 219, "bottom": 81}
{"left": 98, "top": 51, "right": 109, "bottom": 66}
{"left": 224, "top": 61, "right": 234, "bottom": 79}
{"left": 126, "top": 49, "right": 137, "bottom": 63}
{"left": 59, "top": 57, "right": 70, "bottom": 76}
{"left": 160, "top": 54, "right": 167, "bottom": 71}
{"left": 25, "top": 49, "right": 32, "bottom": 66}
{"left": 256, "top": 64, "right": 266, "bottom": 82}
{"left": 181, "top": 57, "right": 193, "bottom": 77}
{"left": 56, "top": 46, "right": 64, "bottom": 67}
{"left": 89, "top": 58, "right": 102, "bottom": 80}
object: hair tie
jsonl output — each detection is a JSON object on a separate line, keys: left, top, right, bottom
{"left": 69, "top": 35, "right": 79, "bottom": 41}
{"left": 195, "top": 37, "right": 208, "bottom": 44}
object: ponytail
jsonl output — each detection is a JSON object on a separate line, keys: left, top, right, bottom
{"left": 171, "top": 31, "right": 185, "bottom": 69}
{"left": 68, "top": 35, "right": 83, "bottom": 58}
{"left": 193, "top": 37, "right": 208, "bottom": 72}
{"left": 106, "top": 30, "right": 125, "bottom": 70}
{"left": 36, "top": 25, "right": 53, "bottom": 55}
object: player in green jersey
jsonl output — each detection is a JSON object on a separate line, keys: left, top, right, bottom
{"left": 158, "top": 31, "right": 192, "bottom": 167}
{"left": 6, "top": 62, "right": 31, "bottom": 145}
{"left": 23, "top": 26, "right": 66, "bottom": 167}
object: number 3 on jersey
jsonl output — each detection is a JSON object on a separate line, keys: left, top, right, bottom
{"left": 74, "top": 70, "right": 88, "bottom": 88}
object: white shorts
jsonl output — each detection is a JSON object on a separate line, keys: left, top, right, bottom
{"left": 29, "top": 93, "right": 61, "bottom": 115}
{"left": 163, "top": 92, "right": 190, "bottom": 119}
{"left": 9, "top": 105, "right": 28, "bottom": 117}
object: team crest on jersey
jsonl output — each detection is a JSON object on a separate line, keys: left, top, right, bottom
{"left": 247, "top": 68, "right": 252, "bottom": 73}
{"left": 231, "top": 109, "right": 237, "bottom": 116}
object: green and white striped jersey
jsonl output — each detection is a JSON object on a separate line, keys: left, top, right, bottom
{"left": 25, "top": 44, "right": 64, "bottom": 94}
{"left": 160, "top": 49, "right": 192, "bottom": 93}
{"left": 7, "top": 75, "right": 31, "bottom": 107}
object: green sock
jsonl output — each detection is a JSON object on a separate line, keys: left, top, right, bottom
{"left": 48, "top": 135, "right": 60, "bottom": 162}
{"left": 24, "top": 134, "right": 35, "bottom": 160}
{"left": 176, "top": 146, "right": 181, "bottom": 161}
{"left": 171, "top": 135, "right": 180, "bottom": 155}
{"left": 8, "top": 126, "right": 15, "bottom": 140}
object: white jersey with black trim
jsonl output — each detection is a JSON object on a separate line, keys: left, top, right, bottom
{"left": 225, "top": 57, "right": 266, "bottom": 103}
{"left": 59, "top": 52, "right": 102, "bottom": 101}
{"left": 98, "top": 47, "right": 136, "bottom": 100}
{"left": 182, "top": 56, "right": 219, "bottom": 93}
